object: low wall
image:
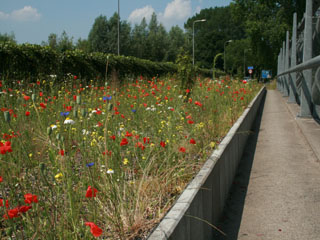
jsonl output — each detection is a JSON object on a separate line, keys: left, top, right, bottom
{"left": 148, "top": 86, "right": 266, "bottom": 240}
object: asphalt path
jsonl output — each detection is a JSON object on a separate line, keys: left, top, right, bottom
{"left": 213, "top": 90, "right": 320, "bottom": 240}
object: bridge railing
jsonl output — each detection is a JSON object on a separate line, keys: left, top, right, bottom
{"left": 277, "top": 0, "right": 320, "bottom": 119}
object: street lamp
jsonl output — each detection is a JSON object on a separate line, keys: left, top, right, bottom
{"left": 224, "top": 40, "right": 233, "bottom": 72}
{"left": 193, "top": 19, "right": 206, "bottom": 66}
{"left": 117, "top": 0, "right": 120, "bottom": 55}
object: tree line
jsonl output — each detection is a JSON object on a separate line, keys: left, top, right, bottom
{"left": 1, "top": 1, "right": 305, "bottom": 78}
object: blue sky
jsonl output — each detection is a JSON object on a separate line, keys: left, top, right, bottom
{"left": 0, "top": 0, "right": 232, "bottom": 44}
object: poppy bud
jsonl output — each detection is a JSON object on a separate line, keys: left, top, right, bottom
{"left": 76, "top": 95, "right": 81, "bottom": 104}
{"left": 56, "top": 133, "right": 60, "bottom": 140}
{"left": 81, "top": 108, "right": 87, "bottom": 117}
{"left": 73, "top": 109, "right": 78, "bottom": 118}
{"left": 40, "top": 163, "right": 46, "bottom": 174}
{"left": 31, "top": 94, "right": 36, "bottom": 101}
{"left": 4, "top": 111, "right": 10, "bottom": 123}
{"left": 108, "top": 103, "right": 113, "bottom": 111}
{"left": 47, "top": 127, "right": 52, "bottom": 135}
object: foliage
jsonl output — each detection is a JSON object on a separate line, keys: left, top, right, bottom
{"left": 184, "top": 6, "right": 246, "bottom": 69}
{"left": 0, "top": 43, "right": 177, "bottom": 81}
{"left": 224, "top": 38, "right": 255, "bottom": 77}
{"left": 230, "top": 0, "right": 305, "bottom": 75}
{"left": 0, "top": 73, "right": 261, "bottom": 239}
{"left": 176, "top": 50, "right": 195, "bottom": 91}
{"left": 0, "top": 32, "right": 17, "bottom": 44}
{"left": 42, "top": 31, "right": 74, "bottom": 52}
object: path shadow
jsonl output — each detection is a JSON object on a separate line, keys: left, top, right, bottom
{"left": 212, "top": 93, "right": 266, "bottom": 239}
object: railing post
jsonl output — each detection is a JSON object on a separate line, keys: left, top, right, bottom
{"left": 283, "top": 31, "right": 290, "bottom": 97}
{"left": 300, "top": 0, "right": 313, "bottom": 117}
{"left": 277, "top": 53, "right": 281, "bottom": 90}
{"left": 288, "top": 13, "right": 297, "bottom": 103}
{"left": 281, "top": 42, "right": 286, "bottom": 93}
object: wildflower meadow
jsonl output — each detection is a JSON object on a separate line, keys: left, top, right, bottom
{"left": 0, "top": 75, "right": 261, "bottom": 239}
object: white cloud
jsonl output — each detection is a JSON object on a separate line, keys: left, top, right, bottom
{"left": 0, "top": 11, "right": 10, "bottom": 20}
{"left": 0, "top": 6, "right": 41, "bottom": 22}
{"left": 128, "top": 0, "right": 194, "bottom": 29}
{"left": 163, "top": 0, "right": 191, "bottom": 21}
{"left": 128, "top": 5, "right": 155, "bottom": 25}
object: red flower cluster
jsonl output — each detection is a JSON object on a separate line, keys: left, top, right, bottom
{"left": 85, "top": 186, "right": 98, "bottom": 198}
{"left": 120, "top": 138, "right": 129, "bottom": 146}
{"left": 24, "top": 193, "right": 38, "bottom": 204}
{"left": 160, "top": 141, "right": 166, "bottom": 148}
{"left": 85, "top": 222, "right": 103, "bottom": 237}
{"left": 2, "top": 193, "right": 38, "bottom": 219}
{"left": 0, "top": 141, "right": 12, "bottom": 154}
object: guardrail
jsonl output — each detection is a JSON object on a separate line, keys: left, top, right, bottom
{"left": 277, "top": 0, "right": 320, "bottom": 119}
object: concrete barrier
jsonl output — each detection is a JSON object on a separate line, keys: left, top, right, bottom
{"left": 148, "top": 86, "right": 266, "bottom": 240}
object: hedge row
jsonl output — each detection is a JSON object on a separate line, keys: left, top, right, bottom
{"left": 0, "top": 43, "right": 213, "bottom": 82}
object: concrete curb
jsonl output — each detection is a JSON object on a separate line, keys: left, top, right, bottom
{"left": 147, "top": 86, "right": 267, "bottom": 240}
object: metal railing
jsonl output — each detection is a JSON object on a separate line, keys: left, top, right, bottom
{"left": 277, "top": 0, "right": 320, "bottom": 119}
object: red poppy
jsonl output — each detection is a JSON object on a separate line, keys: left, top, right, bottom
{"left": 188, "top": 120, "right": 194, "bottom": 124}
{"left": 160, "top": 141, "right": 166, "bottom": 148}
{"left": 74, "top": 75, "right": 78, "bottom": 80}
{"left": 40, "top": 102, "right": 46, "bottom": 109}
{"left": 85, "top": 186, "right": 98, "bottom": 198}
{"left": 194, "top": 101, "right": 202, "bottom": 107}
{"left": 179, "top": 147, "right": 186, "bottom": 153}
{"left": 85, "top": 222, "right": 103, "bottom": 237}
{"left": 120, "top": 138, "right": 129, "bottom": 146}
{"left": 143, "top": 137, "right": 150, "bottom": 144}
{"left": 109, "top": 135, "right": 116, "bottom": 141}
{"left": 0, "top": 199, "right": 3, "bottom": 207}
{"left": 25, "top": 111, "right": 30, "bottom": 116}
{"left": 23, "top": 95, "right": 30, "bottom": 101}
{"left": 59, "top": 150, "right": 64, "bottom": 156}
{"left": 190, "top": 138, "right": 196, "bottom": 144}
{"left": 0, "top": 176, "right": 2, "bottom": 182}
{"left": 0, "top": 141, "right": 12, "bottom": 154}
{"left": 24, "top": 193, "right": 38, "bottom": 204}
{"left": 66, "top": 106, "right": 72, "bottom": 111}
{"left": 186, "top": 89, "right": 190, "bottom": 93}
{"left": 5, "top": 208, "right": 19, "bottom": 219}
{"left": 125, "top": 131, "right": 133, "bottom": 137}
{"left": 39, "top": 92, "right": 43, "bottom": 97}
{"left": 18, "top": 205, "right": 32, "bottom": 213}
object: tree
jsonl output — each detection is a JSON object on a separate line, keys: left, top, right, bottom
{"left": 166, "top": 25, "right": 187, "bottom": 62}
{"left": 230, "top": 0, "right": 305, "bottom": 74}
{"left": 147, "top": 13, "right": 169, "bottom": 62}
{"left": 88, "top": 13, "right": 131, "bottom": 55}
{"left": 88, "top": 15, "right": 110, "bottom": 53}
{"left": 76, "top": 38, "right": 90, "bottom": 52}
{"left": 43, "top": 31, "right": 74, "bottom": 52}
{"left": 47, "top": 33, "right": 58, "bottom": 49}
{"left": 58, "top": 31, "right": 74, "bottom": 52}
{"left": 0, "top": 32, "right": 16, "bottom": 44}
{"left": 131, "top": 18, "right": 148, "bottom": 59}
{"left": 184, "top": 6, "right": 246, "bottom": 69}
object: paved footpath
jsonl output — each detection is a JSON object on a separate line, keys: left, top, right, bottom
{"left": 214, "top": 90, "right": 320, "bottom": 240}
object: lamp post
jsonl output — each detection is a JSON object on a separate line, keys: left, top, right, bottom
{"left": 192, "top": 19, "right": 206, "bottom": 66}
{"left": 243, "top": 48, "right": 251, "bottom": 76}
{"left": 117, "top": 0, "right": 120, "bottom": 55}
{"left": 224, "top": 40, "right": 232, "bottom": 72}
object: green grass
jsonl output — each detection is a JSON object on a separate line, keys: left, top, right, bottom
{"left": 0, "top": 76, "right": 261, "bottom": 239}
